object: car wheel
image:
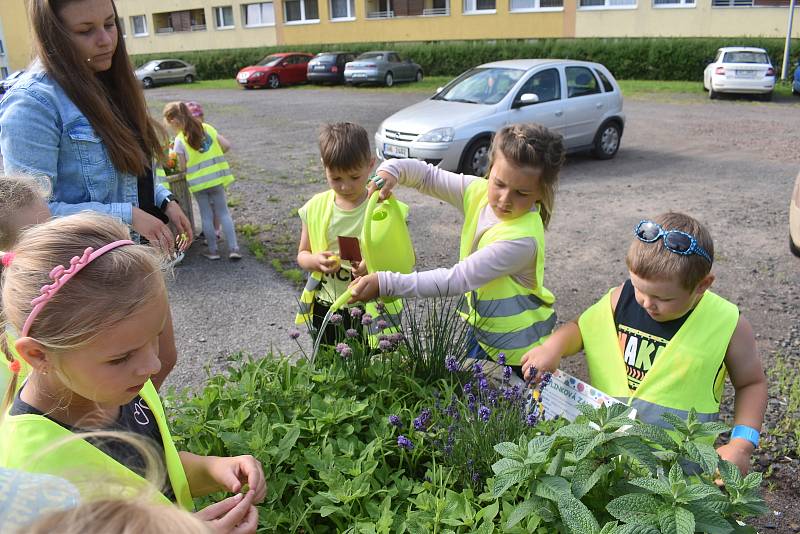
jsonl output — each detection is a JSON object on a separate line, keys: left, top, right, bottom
{"left": 760, "top": 91, "right": 773, "bottom": 102}
{"left": 592, "top": 121, "right": 622, "bottom": 160}
{"left": 184, "top": 74, "right": 195, "bottom": 84}
{"left": 791, "top": 236, "right": 800, "bottom": 258}
{"left": 142, "top": 77, "right": 154, "bottom": 89}
{"left": 415, "top": 70, "right": 423, "bottom": 83}
{"left": 460, "top": 137, "right": 491, "bottom": 176}
{"left": 268, "top": 74, "right": 280, "bottom": 89}
{"left": 708, "top": 87, "right": 718, "bottom": 100}
{"left": 384, "top": 72, "right": 394, "bottom": 87}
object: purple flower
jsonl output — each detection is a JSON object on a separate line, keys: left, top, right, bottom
{"left": 413, "top": 408, "right": 432, "bottom": 431}
{"left": 463, "top": 382, "right": 472, "bottom": 394}
{"left": 471, "top": 471, "right": 481, "bottom": 484}
{"left": 478, "top": 405, "right": 491, "bottom": 422}
{"left": 389, "top": 332, "right": 405, "bottom": 343}
{"left": 345, "top": 328, "right": 358, "bottom": 339}
{"left": 502, "top": 387, "right": 514, "bottom": 401}
{"left": 340, "top": 346, "right": 352, "bottom": 358}
{"left": 288, "top": 329, "right": 301, "bottom": 340}
{"left": 389, "top": 415, "right": 403, "bottom": 427}
{"left": 497, "top": 353, "right": 506, "bottom": 366}
{"left": 472, "top": 362, "right": 483, "bottom": 378}
{"left": 376, "top": 319, "right": 389, "bottom": 330}
{"left": 467, "top": 393, "right": 476, "bottom": 412}
{"left": 540, "top": 372, "right": 553, "bottom": 389}
{"left": 335, "top": 342, "right": 349, "bottom": 353}
{"left": 378, "top": 339, "right": 393, "bottom": 352}
{"left": 349, "top": 307, "right": 363, "bottom": 318}
{"left": 361, "top": 314, "right": 373, "bottom": 326}
{"left": 330, "top": 313, "right": 343, "bottom": 325}
{"left": 445, "top": 356, "right": 459, "bottom": 373}
{"left": 526, "top": 412, "right": 538, "bottom": 427}
{"left": 397, "top": 435, "right": 414, "bottom": 450}
{"left": 478, "top": 377, "right": 489, "bottom": 391}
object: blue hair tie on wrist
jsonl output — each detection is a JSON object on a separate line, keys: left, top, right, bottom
{"left": 731, "top": 425, "right": 760, "bottom": 448}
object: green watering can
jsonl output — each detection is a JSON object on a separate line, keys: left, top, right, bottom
{"left": 328, "top": 191, "right": 415, "bottom": 311}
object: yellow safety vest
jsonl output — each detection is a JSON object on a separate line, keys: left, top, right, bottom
{"left": 294, "top": 190, "right": 409, "bottom": 344}
{"left": 0, "top": 380, "right": 193, "bottom": 510}
{"left": 578, "top": 288, "right": 738, "bottom": 433}
{"left": 457, "top": 180, "right": 555, "bottom": 366}
{"left": 178, "top": 124, "right": 234, "bottom": 194}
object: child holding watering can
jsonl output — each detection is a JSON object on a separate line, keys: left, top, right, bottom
{"left": 349, "top": 124, "right": 565, "bottom": 372}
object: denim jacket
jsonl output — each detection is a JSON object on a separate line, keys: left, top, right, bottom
{"left": 0, "top": 65, "right": 169, "bottom": 225}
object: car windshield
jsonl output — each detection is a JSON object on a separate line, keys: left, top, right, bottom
{"left": 139, "top": 60, "right": 159, "bottom": 70}
{"left": 723, "top": 51, "right": 769, "bottom": 64}
{"left": 433, "top": 68, "right": 525, "bottom": 105}
{"left": 357, "top": 53, "right": 384, "bottom": 61}
{"left": 257, "top": 55, "right": 285, "bottom": 67}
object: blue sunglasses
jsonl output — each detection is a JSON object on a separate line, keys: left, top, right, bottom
{"left": 634, "top": 220, "right": 713, "bottom": 264}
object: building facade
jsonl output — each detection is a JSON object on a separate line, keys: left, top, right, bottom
{"left": 0, "top": 0, "right": 796, "bottom": 68}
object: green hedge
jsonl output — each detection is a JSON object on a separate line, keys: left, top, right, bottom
{"left": 131, "top": 37, "right": 799, "bottom": 82}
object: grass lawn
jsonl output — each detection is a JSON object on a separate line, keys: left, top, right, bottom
{"left": 174, "top": 76, "right": 798, "bottom": 99}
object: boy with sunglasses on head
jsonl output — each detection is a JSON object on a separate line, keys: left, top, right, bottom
{"left": 522, "top": 212, "right": 767, "bottom": 475}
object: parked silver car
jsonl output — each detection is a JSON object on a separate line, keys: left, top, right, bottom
{"left": 375, "top": 59, "right": 625, "bottom": 175}
{"left": 344, "top": 51, "right": 423, "bottom": 87}
{"left": 135, "top": 59, "right": 197, "bottom": 89}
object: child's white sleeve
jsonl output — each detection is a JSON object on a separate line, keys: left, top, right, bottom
{"left": 378, "top": 237, "right": 536, "bottom": 298}
{"left": 377, "top": 159, "right": 479, "bottom": 212}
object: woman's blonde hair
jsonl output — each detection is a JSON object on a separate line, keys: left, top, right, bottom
{"left": 487, "top": 124, "right": 565, "bottom": 229}
{"left": 1, "top": 212, "right": 165, "bottom": 412}
{"left": 0, "top": 175, "right": 50, "bottom": 250}
{"left": 163, "top": 101, "right": 206, "bottom": 152}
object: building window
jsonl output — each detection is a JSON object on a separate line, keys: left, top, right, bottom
{"left": 131, "top": 15, "right": 148, "bottom": 36}
{"left": 243, "top": 2, "right": 276, "bottom": 25}
{"left": 654, "top": 0, "right": 693, "bottom": 5}
{"left": 579, "top": 0, "right": 634, "bottom": 6}
{"left": 712, "top": 0, "right": 789, "bottom": 5}
{"left": 153, "top": 9, "right": 207, "bottom": 33}
{"left": 464, "top": 0, "right": 496, "bottom": 12}
{"left": 214, "top": 6, "right": 235, "bottom": 27}
{"left": 284, "top": 0, "right": 319, "bottom": 22}
{"left": 510, "top": 0, "right": 562, "bottom": 9}
{"left": 330, "top": 0, "right": 355, "bottom": 18}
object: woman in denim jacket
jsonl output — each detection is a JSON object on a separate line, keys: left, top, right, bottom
{"left": 0, "top": 0, "right": 195, "bottom": 392}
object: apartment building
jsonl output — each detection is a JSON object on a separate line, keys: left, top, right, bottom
{"left": 0, "top": 0, "right": 32, "bottom": 73}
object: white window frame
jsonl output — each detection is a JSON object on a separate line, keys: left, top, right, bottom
{"left": 509, "top": 0, "right": 563, "bottom": 12}
{"left": 577, "top": 0, "right": 636, "bottom": 9}
{"left": 653, "top": 0, "right": 694, "bottom": 7}
{"left": 243, "top": 2, "right": 276, "bottom": 26}
{"left": 131, "top": 15, "right": 148, "bottom": 36}
{"left": 329, "top": 0, "right": 356, "bottom": 20}
{"left": 284, "top": 0, "right": 320, "bottom": 24}
{"left": 463, "top": 0, "right": 496, "bottom": 14}
{"left": 214, "top": 6, "right": 235, "bottom": 28}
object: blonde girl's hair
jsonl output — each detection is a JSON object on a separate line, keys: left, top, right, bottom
{"left": 487, "top": 124, "right": 566, "bottom": 229}
{"left": 0, "top": 174, "right": 51, "bottom": 250}
{"left": 163, "top": 101, "right": 206, "bottom": 152}
{"left": 0, "top": 212, "right": 165, "bottom": 413}
{"left": 28, "top": 0, "right": 167, "bottom": 176}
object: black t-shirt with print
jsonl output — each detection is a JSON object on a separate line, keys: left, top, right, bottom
{"left": 10, "top": 389, "right": 175, "bottom": 501}
{"left": 613, "top": 279, "right": 693, "bottom": 391}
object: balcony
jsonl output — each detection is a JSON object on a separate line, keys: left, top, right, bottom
{"left": 153, "top": 9, "right": 207, "bottom": 34}
{"left": 366, "top": 0, "right": 450, "bottom": 17}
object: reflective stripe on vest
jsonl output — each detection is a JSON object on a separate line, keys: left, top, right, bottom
{"left": 456, "top": 179, "right": 555, "bottom": 366}
{"left": 0, "top": 380, "right": 193, "bottom": 510}
{"left": 178, "top": 124, "right": 234, "bottom": 194}
{"left": 578, "top": 288, "right": 739, "bottom": 438}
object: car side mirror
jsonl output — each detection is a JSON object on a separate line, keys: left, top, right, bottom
{"left": 436, "top": 86, "right": 444, "bottom": 93}
{"left": 512, "top": 93, "right": 540, "bottom": 108}
{"left": 280, "top": 61, "right": 288, "bottom": 67}
{"left": 153, "top": 66, "right": 161, "bottom": 71}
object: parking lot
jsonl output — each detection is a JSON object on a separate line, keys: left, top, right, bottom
{"left": 147, "top": 83, "right": 800, "bottom": 527}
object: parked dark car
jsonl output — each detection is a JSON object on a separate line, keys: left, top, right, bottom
{"left": 307, "top": 52, "right": 357, "bottom": 85}
{"left": 237, "top": 53, "right": 313, "bottom": 89}
{"left": 0, "top": 70, "right": 25, "bottom": 95}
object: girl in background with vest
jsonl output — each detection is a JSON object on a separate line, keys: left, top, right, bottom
{"left": 163, "top": 102, "right": 241, "bottom": 261}
{"left": 0, "top": 212, "right": 265, "bottom": 531}
{"left": 521, "top": 212, "right": 767, "bottom": 475}
{"left": 349, "top": 124, "right": 565, "bottom": 370}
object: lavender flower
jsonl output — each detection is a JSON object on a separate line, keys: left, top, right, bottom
{"left": 467, "top": 393, "right": 477, "bottom": 412}
{"left": 472, "top": 362, "right": 483, "bottom": 378}
{"left": 376, "top": 319, "right": 389, "bottom": 330}
{"left": 361, "top": 314, "right": 373, "bottom": 326}
{"left": 463, "top": 382, "right": 472, "bottom": 394}
{"left": 497, "top": 353, "right": 506, "bottom": 366}
{"left": 397, "top": 435, "right": 414, "bottom": 450}
{"left": 345, "top": 328, "right": 358, "bottom": 339}
{"left": 288, "top": 329, "right": 301, "bottom": 340}
{"left": 330, "top": 313, "right": 343, "bottom": 325}
{"left": 526, "top": 412, "right": 538, "bottom": 427}
{"left": 503, "top": 365, "right": 512, "bottom": 381}
{"left": 478, "top": 405, "right": 491, "bottom": 422}
{"left": 445, "top": 356, "right": 459, "bottom": 373}
{"left": 413, "top": 408, "right": 432, "bottom": 431}
{"left": 388, "top": 415, "right": 403, "bottom": 427}
{"left": 378, "top": 339, "right": 393, "bottom": 352}
{"left": 478, "top": 377, "right": 489, "bottom": 391}
{"left": 471, "top": 471, "right": 481, "bottom": 484}
{"left": 349, "top": 307, "right": 363, "bottom": 318}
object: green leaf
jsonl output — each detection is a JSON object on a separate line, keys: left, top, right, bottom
{"left": 494, "top": 441, "right": 525, "bottom": 461}
{"left": 319, "top": 505, "right": 341, "bottom": 518}
{"left": 572, "top": 459, "right": 613, "bottom": 499}
{"left": 668, "top": 463, "right": 683, "bottom": 485}
{"left": 527, "top": 435, "right": 557, "bottom": 463}
{"left": 554, "top": 423, "right": 596, "bottom": 440}
{"left": 683, "top": 441, "right": 720, "bottom": 474}
{"left": 685, "top": 502, "right": 735, "bottom": 534}
{"left": 606, "top": 494, "right": 662, "bottom": 525}
{"left": 574, "top": 431, "right": 616, "bottom": 460}
{"left": 627, "top": 476, "right": 671, "bottom": 496}
{"left": 718, "top": 460, "right": 743, "bottom": 488}
{"left": 478, "top": 500, "right": 499, "bottom": 523}
{"left": 492, "top": 457, "right": 525, "bottom": 475}
{"left": 491, "top": 465, "right": 533, "bottom": 498}
{"left": 661, "top": 412, "right": 690, "bottom": 435}
{"left": 626, "top": 423, "right": 679, "bottom": 451}
{"left": 609, "top": 436, "right": 660, "bottom": 474}
{"left": 505, "top": 497, "right": 539, "bottom": 529}
{"left": 556, "top": 494, "right": 601, "bottom": 534}
{"left": 609, "top": 525, "right": 661, "bottom": 534}
{"left": 741, "top": 471, "right": 762, "bottom": 491}
{"left": 535, "top": 475, "right": 571, "bottom": 501}
{"left": 657, "top": 506, "right": 695, "bottom": 534}
{"left": 682, "top": 483, "right": 723, "bottom": 502}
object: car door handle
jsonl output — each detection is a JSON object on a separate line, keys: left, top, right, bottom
{"left": 554, "top": 110, "right": 563, "bottom": 117}
{"left": 596, "top": 103, "right": 603, "bottom": 109}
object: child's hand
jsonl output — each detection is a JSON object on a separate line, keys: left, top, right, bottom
{"left": 315, "top": 251, "right": 340, "bottom": 274}
{"left": 349, "top": 273, "right": 380, "bottom": 303}
{"left": 352, "top": 259, "right": 368, "bottom": 277}
{"left": 205, "top": 455, "right": 267, "bottom": 504}
{"left": 716, "top": 440, "right": 754, "bottom": 476}
{"left": 521, "top": 344, "right": 562, "bottom": 383}
{"left": 195, "top": 491, "right": 258, "bottom": 534}
{"left": 367, "top": 170, "right": 398, "bottom": 201}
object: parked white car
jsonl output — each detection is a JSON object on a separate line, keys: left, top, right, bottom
{"left": 703, "top": 47, "right": 775, "bottom": 101}
{"left": 375, "top": 59, "right": 625, "bottom": 176}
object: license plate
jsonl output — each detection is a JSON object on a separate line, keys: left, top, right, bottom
{"left": 314, "top": 65, "right": 326, "bottom": 71}
{"left": 384, "top": 143, "right": 408, "bottom": 158}
{"left": 736, "top": 70, "right": 756, "bottom": 78}
{"left": 352, "top": 73, "right": 367, "bottom": 78}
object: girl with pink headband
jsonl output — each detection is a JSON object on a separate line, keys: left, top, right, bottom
{"left": 0, "top": 212, "right": 265, "bottom": 533}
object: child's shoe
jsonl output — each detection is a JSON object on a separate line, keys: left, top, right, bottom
{"left": 203, "top": 251, "right": 221, "bottom": 260}
{"left": 229, "top": 250, "right": 242, "bottom": 261}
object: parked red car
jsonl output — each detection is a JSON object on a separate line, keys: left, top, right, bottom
{"left": 236, "top": 52, "right": 313, "bottom": 89}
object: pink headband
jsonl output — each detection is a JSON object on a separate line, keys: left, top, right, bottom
{"left": 1, "top": 252, "right": 14, "bottom": 267}
{"left": 20, "top": 240, "right": 134, "bottom": 338}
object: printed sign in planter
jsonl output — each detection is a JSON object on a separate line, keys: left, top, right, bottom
{"left": 541, "top": 369, "right": 635, "bottom": 422}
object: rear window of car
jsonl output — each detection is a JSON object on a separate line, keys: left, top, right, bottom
{"left": 315, "top": 54, "right": 337, "bottom": 63}
{"left": 357, "top": 53, "right": 384, "bottom": 61}
{"left": 723, "top": 51, "right": 770, "bottom": 64}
